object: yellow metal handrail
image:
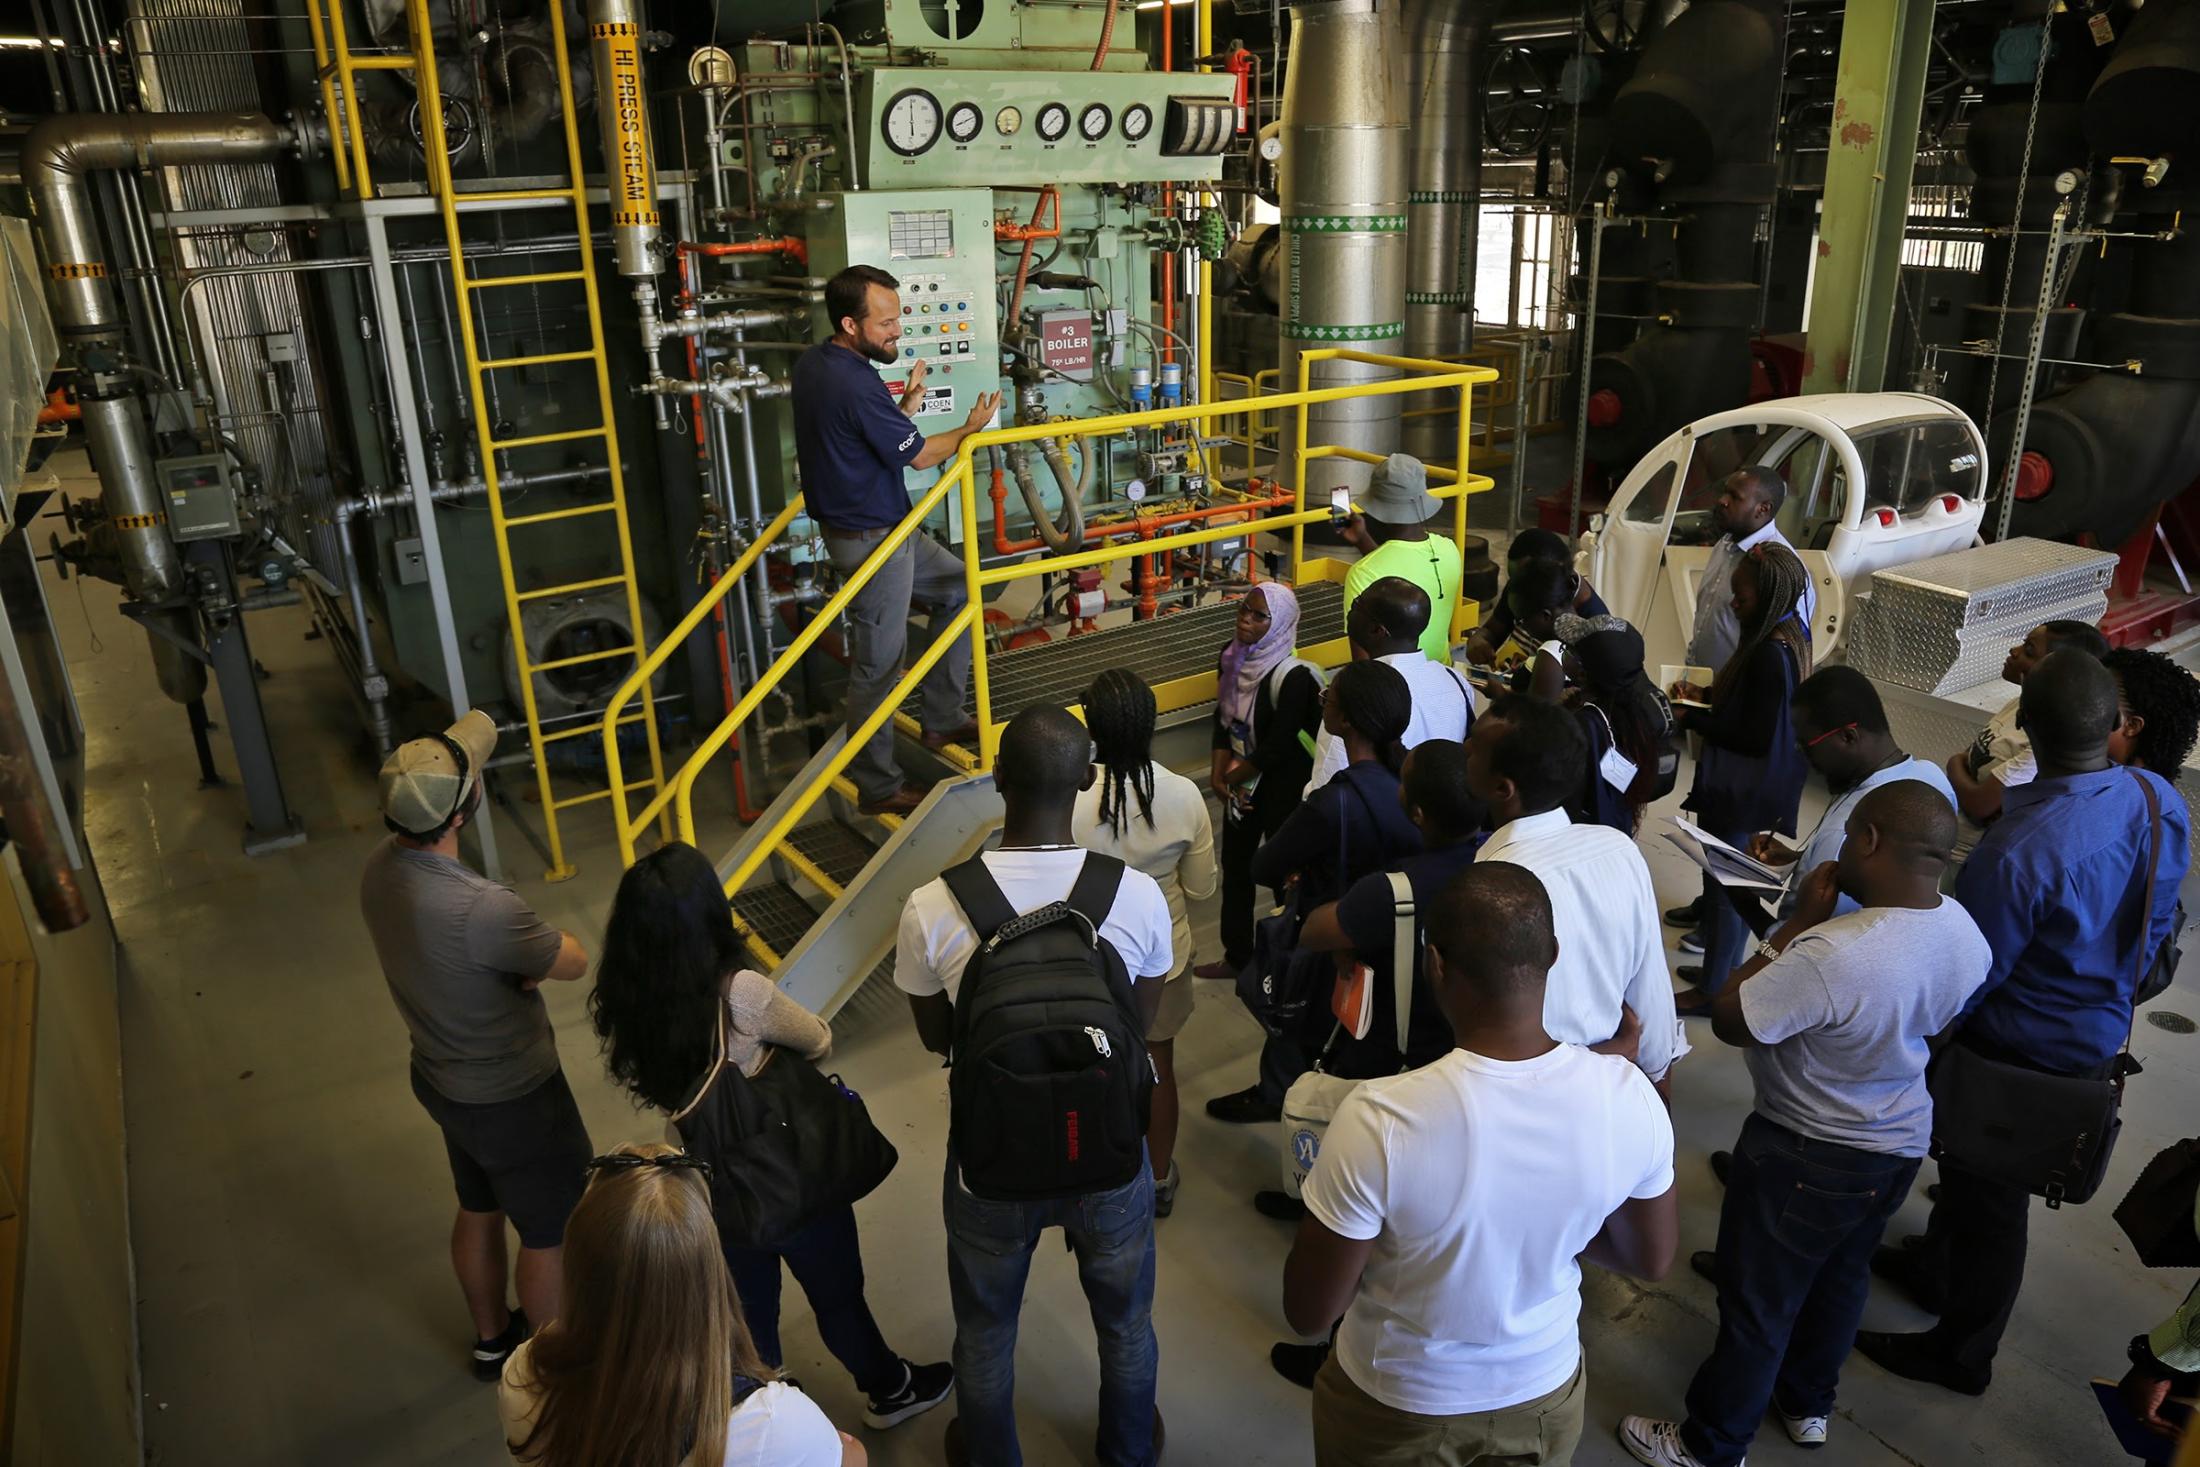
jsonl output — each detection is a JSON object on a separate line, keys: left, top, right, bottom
{"left": 1213, "top": 367, "right": 1282, "bottom": 485}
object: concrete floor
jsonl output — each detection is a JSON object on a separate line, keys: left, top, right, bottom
{"left": 46, "top": 443, "right": 2200, "bottom": 1466}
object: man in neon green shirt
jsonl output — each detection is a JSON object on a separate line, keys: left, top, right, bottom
{"left": 1339, "top": 453, "right": 1463, "bottom": 662}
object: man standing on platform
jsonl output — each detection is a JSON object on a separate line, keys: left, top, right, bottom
{"left": 1338, "top": 453, "right": 1465, "bottom": 662}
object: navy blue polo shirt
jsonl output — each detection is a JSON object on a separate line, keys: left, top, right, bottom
{"left": 1953, "top": 765, "right": 2189, "bottom": 1073}
{"left": 791, "top": 340, "right": 924, "bottom": 531}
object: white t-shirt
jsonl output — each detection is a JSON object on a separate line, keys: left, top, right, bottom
{"left": 1072, "top": 761, "right": 1218, "bottom": 978}
{"left": 1305, "top": 651, "right": 1480, "bottom": 795}
{"left": 500, "top": 1341, "right": 845, "bottom": 1466}
{"left": 1303, "top": 1044, "right": 1675, "bottom": 1415}
{"left": 896, "top": 846, "right": 1176, "bottom": 1002}
{"left": 1475, "top": 809, "right": 1688, "bottom": 1082}
{"left": 1954, "top": 699, "right": 2035, "bottom": 860}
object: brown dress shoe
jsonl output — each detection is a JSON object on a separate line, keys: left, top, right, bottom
{"left": 1192, "top": 959, "right": 1239, "bottom": 981}
{"left": 921, "top": 721, "right": 981, "bottom": 752}
{"left": 859, "top": 786, "right": 925, "bottom": 817}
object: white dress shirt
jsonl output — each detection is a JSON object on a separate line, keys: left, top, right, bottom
{"left": 1304, "top": 651, "right": 1480, "bottom": 795}
{"left": 1476, "top": 808, "right": 1687, "bottom": 1082}
{"left": 1686, "top": 520, "right": 1818, "bottom": 672}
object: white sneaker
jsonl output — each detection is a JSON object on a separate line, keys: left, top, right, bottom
{"left": 1617, "top": 1417, "right": 1734, "bottom": 1467}
{"left": 1779, "top": 1408, "right": 1829, "bottom": 1447}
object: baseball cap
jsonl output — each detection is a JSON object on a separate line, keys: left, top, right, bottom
{"left": 1360, "top": 452, "right": 1440, "bottom": 526}
{"left": 379, "top": 709, "right": 497, "bottom": 836}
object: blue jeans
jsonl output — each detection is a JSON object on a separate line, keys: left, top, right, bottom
{"left": 943, "top": 1153, "right": 1159, "bottom": 1467}
{"left": 724, "top": 1202, "right": 903, "bottom": 1397}
{"left": 1695, "top": 824, "right": 1755, "bottom": 996}
{"left": 1681, "top": 1113, "right": 1920, "bottom": 1465}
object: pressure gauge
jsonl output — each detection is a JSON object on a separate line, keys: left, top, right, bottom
{"left": 946, "top": 101, "right": 983, "bottom": 143}
{"left": 1036, "top": 102, "right": 1071, "bottom": 142}
{"left": 1079, "top": 103, "right": 1113, "bottom": 141}
{"left": 995, "top": 104, "right": 1023, "bottom": 136}
{"left": 1258, "top": 133, "right": 1284, "bottom": 162}
{"left": 882, "top": 88, "right": 943, "bottom": 156}
{"left": 1122, "top": 103, "right": 1152, "bottom": 142}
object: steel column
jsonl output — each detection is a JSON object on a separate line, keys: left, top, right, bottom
{"left": 189, "top": 542, "right": 304, "bottom": 854}
{"left": 1799, "top": 0, "right": 1935, "bottom": 394}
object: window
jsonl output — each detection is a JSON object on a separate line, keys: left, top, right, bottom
{"left": 1622, "top": 460, "right": 1681, "bottom": 526}
{"left": 1850, "top": 416, "right": 1984, "bottom": 517}
{"left": 1900, "top": 185, "right": 1984, "bottom": 274}
{"left": 1473, "top": 205, "right": 1565, "bottom": 331}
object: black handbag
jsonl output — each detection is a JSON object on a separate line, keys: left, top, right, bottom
{"left": 2115, "top": 1137, "right": 2200, "bottom": 1269}
{"left": 670, "top": 1006, "right": 898, "bottom": 1250}
{"left": 1928, "top": 770, "right": 2165, "bottom": 1209}
{"left": 1235, "top": 777, "right": 1379, "bottom": 1038}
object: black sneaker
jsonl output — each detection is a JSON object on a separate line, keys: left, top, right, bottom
{"left": 1206, "top": 1086, "right": 1281, "bottom": 1124}
{"left": 865, "top": 1357, "right": 954, "bottom": 1429}
{"left": 1271, "top": 1340, "right": 1327, "bottom": 1389}
{"left": 472, "top": 1309, "right": 530, "bottom": 1382}
{"left": 1664, "top": 898, "right": 1705, "bottom": 927}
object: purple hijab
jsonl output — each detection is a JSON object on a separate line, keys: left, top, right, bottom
{"left": 1218, "top": 582, "right": 1302, "bottom": 729}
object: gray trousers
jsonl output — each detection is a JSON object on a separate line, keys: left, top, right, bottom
{"left": 823, "top": 528, "right": 972, "bottom": 802}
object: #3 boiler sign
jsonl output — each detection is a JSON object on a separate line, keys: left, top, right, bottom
{"left": 1037, "top": 310, "right": 1095, "bottom": 382}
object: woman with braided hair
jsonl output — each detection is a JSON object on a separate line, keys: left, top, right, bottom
{"left": 2105, "top": 646, "right": 2200, "bottom": 776}
{"left": 1669, "top": 543, "right": 1814, "bottom": 1013}
{"left": 1072, "top": 669, "right": 1217, "bottom": 1216}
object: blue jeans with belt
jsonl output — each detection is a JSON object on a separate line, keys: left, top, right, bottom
{"left": 943, "top": 1153, "right": 1159, "bottom": 1467}
{"left": 1681, "top": 1112, "right": 1920, "bottom": 1465}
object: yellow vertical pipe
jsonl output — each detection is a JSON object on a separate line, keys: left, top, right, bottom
{"left": 1196, "top": 0, "right": 1216, "bottom": 415}
{"left": 1292, "top": 353, "right": 1312, "bottom": 574}
{"left": 958, "top": 457, "right": 996, "bottom": 766}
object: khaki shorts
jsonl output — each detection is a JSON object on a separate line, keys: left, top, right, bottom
{"left": 1312, "top": 1351, "right": 1585, "bottom": 1467}
{"left": 1146, "top": 970, "right": 1194, "bottom": 1043}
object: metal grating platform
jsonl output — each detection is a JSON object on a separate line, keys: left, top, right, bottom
{"left": 786, "top": 819, "right": 881, "bottom": 885}
{"left": 729, "top": 881, "right": 822, "bottom": 965}
{"left": 919, "top": 580, "right": 1347, "bottom": 721}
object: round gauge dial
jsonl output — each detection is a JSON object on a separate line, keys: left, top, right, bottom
{"left": 1121, "top": 103, "right": 1153, "bottom": 142}
{"left": 994, "top": 104, "right": 1023, "bottom": 137}
{"left": 1036, "top": 102, "right": 1071, "bottom": 142}
{"left": 1079, "top": 103, "right": 1113, "bottom": 141}
{"left": 946, "top": 101, "right": 983, "bottom": 143}
{"left": 882, "top": 88, "right": 943, "bottom": 156}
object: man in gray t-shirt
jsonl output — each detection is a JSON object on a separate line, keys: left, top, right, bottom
{"left": 358, "top": 711, "right": 592, "bottom": 1381}
{"left": 1619, "top": 780, "right": 1986, "bottom": 1467}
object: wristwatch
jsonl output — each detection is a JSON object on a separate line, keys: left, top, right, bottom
{"left": 1755, "top": 938, "right": 1783, "bottom": 964}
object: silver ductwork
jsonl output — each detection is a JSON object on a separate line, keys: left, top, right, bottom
{"left": 24, "top": 110, "right": 300, "bottom": 700}
{"left": 1401, "top": 0, "right": 1489, "bottom": 461}
{"left": 590, "top": 0, "right": 662, "bottom": 278}
{"left": 1277, "top": 0, "right": 1408, "bottom": 499}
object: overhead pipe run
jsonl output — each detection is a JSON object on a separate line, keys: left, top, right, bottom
{"left": 23, "top": 109, "right": 311, "bottom": 702}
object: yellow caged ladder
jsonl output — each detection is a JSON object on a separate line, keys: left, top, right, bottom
{"left": 383, "top": 0, "right": 666, "bottom": 880}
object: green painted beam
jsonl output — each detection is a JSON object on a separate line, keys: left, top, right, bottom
{"left": 1801, "top": 0, "right": 1936, "bottom": 395}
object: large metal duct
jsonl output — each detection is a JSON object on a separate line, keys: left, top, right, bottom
{"left": 1400, "top": 0, "right": 1489, "bottom": 463}
{"left": 1579, "top": 0, "right": 1783, "bottom": 473}
{"left": 24, "top": 111, "right": 300, "bottom": 702}
{"left": 1279, "top": 0, "right": 1408, "bottom": 499}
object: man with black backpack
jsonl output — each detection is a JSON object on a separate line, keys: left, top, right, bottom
{"left": 896, "top": 703, "right": 1176, "bottom": 1467}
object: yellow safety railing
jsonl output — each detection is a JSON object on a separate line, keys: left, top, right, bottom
{"left": 1213, "top": 367, "right": 1282, "bottom": 485}
{"left": 639, "top": 350, "right": 1496, "bottom": 909}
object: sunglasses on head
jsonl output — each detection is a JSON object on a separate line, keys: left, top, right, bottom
{"left": 586, "top": 1151, "right": 714, "bottom": 1181}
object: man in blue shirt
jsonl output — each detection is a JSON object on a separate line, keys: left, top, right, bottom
{"left": 794, "top": 264, "right": 1000, "bottom": 815}
{"left": 1859, "top": 648, "right": 2188, "bottom": 1396}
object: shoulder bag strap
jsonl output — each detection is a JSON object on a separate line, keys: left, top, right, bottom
{"left": 2122, "top": 769, "right": 2166, "bottom": 1062}
{"left": 943, "top": 856, "right": 1019, "bottom": 942}
{"left": 668, "top": 1000, "right": 732, "bottom": 1124}
{"left": 1066, "top": 852, "right": 1126, "bottom": 929}
{"left": 1387, "top": 870, "right": 1416, "bottom": 1061}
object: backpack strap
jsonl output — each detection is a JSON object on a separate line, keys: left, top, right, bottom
{"left": 1387, "top": 870, "right": 1416, "bottom": 1061}
{"left": 1066, "top": 853, "right": 1126, "bottom": 932}
{"left": 943, "top": 855, "right": 1020, "bottom": 943}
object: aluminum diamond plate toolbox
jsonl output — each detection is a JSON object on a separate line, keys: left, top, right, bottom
{"left": 1847, "top": 538, "right": 2116, "bottom": 696}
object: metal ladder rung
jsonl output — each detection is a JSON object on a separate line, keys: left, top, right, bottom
{"left": 347, "top": 54, "right": 416, "bottom": 70}
{"left": 488, "top": 426, "right": 605, "bottom": 452}
{"left": 540, "top": 712, "right": 650, "bottom": 746}
{"left": 550, "top": 778, "right": 658, "bottom": 812}
{"left": 526, "top": 644, "right": 639, "bottom": 673}
{"left": 463, "top": 269, "right": 587, "bottom": 292}
{"left": 504, "top": 500, "right": 618, "bottom": 527}
{"left": 516, "top": 573, "right": 631, "bottom": 602}
{"left": 457, "top": 187, "right": 580, "bottom": 204}
{"left": 479, "top": 348, "right": 597, "bottom": 371}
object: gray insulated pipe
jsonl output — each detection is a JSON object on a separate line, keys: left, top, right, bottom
{"left": 1000, "top": 442, "right": 1091, "bottom": 554}
{"left": 1402, "top": 0, "right": 1494, "bottom": 464}
{"left": 24, "top": 111, "right": 300, "bottom": 703}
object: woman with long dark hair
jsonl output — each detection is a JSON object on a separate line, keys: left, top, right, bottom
{"left": 1540, "top": 615, "right": 1673, "bottom": 834}
{"left": 1207, "top": 659, "right": 1424, "bottom": 1131}
{"left": 1199, "top": 583, "right": 1325, "bottom": 984}
{"left": 1074, "top": 669, "right": 1217, "bottom": 1217}
{"left": 500, "top": 1142, "right": 864, "bottom": 1467}
{"left": 589, "top": 845, "right": 951, "bottom": 1432}
{"left": 1669, "top": 544, "right": 1813, "bottom": 1012}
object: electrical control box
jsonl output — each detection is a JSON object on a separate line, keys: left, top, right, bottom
{"left": 858, "top": 70, "right": 1239, "bottom": 188}
{"left": 153, "top": 452, "right": 242, "bottom": 542}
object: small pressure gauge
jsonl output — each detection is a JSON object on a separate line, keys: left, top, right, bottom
{"left": 1122, "top": 103, "right": 1152, "bottom": 142}
{"left": 1036, "top": 102, "right": 1071, "bottom": 142}
{"left": 1258, "top": 133, "right": 1284, "bottom": 162}
{"left": 1080, "top": 103, "right": 1113, "bottom": 141}
{"left": 995, "top": 104, "right": 1023, "bottom": 136}
{"left": 882, "top": 88, "right": 943, "bottom": 156}
{"left": 946, "top": 101, "right": 983, "bottom": 143}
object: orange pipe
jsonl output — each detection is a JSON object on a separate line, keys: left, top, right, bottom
{"left": 676, "top": 236, "right": 809, "bottom": 266}
{"left": 990, "top": 485, "right": 1294, "bottom": 555}
{"left": 1004, "top": 186, "right": 1061, "bottom": 324}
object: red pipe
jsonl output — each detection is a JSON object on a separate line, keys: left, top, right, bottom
{"left": 1003, "top": 187, "right": 1061, "bottom": 323}
{"left": 990, "top": 483, "right": 1294, "bottom": 555}
{"left": 676, "top": 236, "right": 809, "bottom": 266}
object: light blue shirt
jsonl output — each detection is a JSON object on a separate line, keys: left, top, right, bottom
{"left": 1778, "top": 756, "right": 1959, "bottom": 920}
{"left": 1687, "top": 520, "right": 1819, "bottom": 671}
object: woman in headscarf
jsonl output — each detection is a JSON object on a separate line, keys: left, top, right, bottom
{"left": 1532, "top": 614, "right": 1675, "bottom": 834}
{"left": 1196, "top": 583, "right": 1325, "bottom": 983}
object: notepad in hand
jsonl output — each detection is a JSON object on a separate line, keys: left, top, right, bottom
{"left": 1660, "top": 664, "right": 1714, "bottom": 708}
{"left": 1661, "top": 815, "right": 1788, "bottom": 892}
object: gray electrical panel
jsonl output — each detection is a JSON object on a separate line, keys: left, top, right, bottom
{"left": 154, "top": 453, "right": 242, "bottom": 542}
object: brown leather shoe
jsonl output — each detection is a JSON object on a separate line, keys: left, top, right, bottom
{"left": 859, "top": 786, "right": 925, "bottom": 817}
{"left": 1192, "top": 959, "right": 1239, "bottom": 982}
{"left": 921, "top": 721, "right": 981, "bottom": 752}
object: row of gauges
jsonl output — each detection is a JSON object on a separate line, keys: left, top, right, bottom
{"left": 882, "top": 89, "right": 1153, "bottom": 157}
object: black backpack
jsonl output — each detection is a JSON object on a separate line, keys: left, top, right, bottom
{"left": 942, "top": 852, "right": 1155, "bottom": 1202}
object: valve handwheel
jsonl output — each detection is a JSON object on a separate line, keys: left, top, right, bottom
{"left": 1485, "top": 47, "right": 1553, "bottom": 159}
